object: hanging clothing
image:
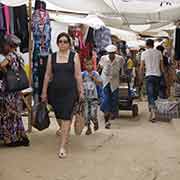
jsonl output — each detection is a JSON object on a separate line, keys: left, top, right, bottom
{"left": 79, "top": 42, "right": 93, "bottom": 71}
{"left": 74, "top": 29, "right": 84, "bottom": 50}
{"left": 32, "top": 9, "right": 51, "bottom": 56}
{"left": 14, "top": 5, "right": 29, "bottom": 53}
{"left": 32, "top": 52, "right": 49, "bottom": 103}
{"left": 9, "top": 7, "right": 15, "bottom": 34}
{"left": 0, "top": 4, "right": 5, "bottom": 31}
{"left": 32, "top": 6, "right": 51, "bottom": 104}
{"left": 86, "top": 27, "right": 95, "bottom": 45}
{"left": 3, "top": 5, "right": 10, "bottom": 35}
{"left": 94, "top": 27, "right": 112, "bottom": 54}
{"left": 175, "top": 28, "right": 180, "bottom": 61}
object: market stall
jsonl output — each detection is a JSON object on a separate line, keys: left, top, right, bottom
{"left": 0, "top": 0, "right": 180, "bottom": 131}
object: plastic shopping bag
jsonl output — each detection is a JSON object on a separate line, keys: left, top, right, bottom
{"left": 33, "top": 102, "right": 50, "bottom": 131}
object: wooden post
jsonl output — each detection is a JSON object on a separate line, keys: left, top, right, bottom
{"left": 27, "top": 0, "right": 33, "bottom": 133}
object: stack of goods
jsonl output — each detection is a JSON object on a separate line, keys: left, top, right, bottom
{"left": 155, "top": 99, "right": 180, "bottom": 122}
{"left": 119, "top": 83, "right": 129, "bottom": 97}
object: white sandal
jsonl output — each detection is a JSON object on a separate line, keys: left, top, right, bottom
{"left": 58, "top": 148, "right": 67, "bottom": 159}
{"left": 56, "top": 129, "right": 61, "bottom": 136}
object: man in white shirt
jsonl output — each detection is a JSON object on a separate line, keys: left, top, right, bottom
{"left": 140, "top": 39, "right": 164, "bottom": 122}
{"left": 98, "top": 44, "right": 125, "bottom": 129}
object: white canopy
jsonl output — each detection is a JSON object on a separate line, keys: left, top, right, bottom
{"left": 51, "top": 14, "right": 106, "bottom": 29}
{"left": 104, "top": 0, "right": 180, "bottom": 13}
{"left": 0, "top": 0, "right": 114, "bottom": 13}
{"left": 1, "top": 0, "right": 179, "bottom": 32}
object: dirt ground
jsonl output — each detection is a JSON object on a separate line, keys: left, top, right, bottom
{"left": 0, "top": 102, "right": 180, "bottom": 180}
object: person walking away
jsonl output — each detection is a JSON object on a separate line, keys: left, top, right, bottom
{"left": 82, "top": 56, "right": 102, "bottom": 135}
{"left": 41, "top": 32, "right": 83, "bottom": 158}
{"left": 98, "top": 44, "right": 125, "bottom": 129}
{"left": 156, "top": 45, "right": 169, "bottom": 98}
{"left": 127, "top": 55, "right": 135, "bottom": 88}
{"left": 135, "top": 48, "right": 145, "bottom": 100}
{"left": 140, "top": 39, "right": 164, "bottom": 122}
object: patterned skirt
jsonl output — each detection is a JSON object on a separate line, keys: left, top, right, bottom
{"left": 0, "top": 92, "right": 27, "bottom": 145}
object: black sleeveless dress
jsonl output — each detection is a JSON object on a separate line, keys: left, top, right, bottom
{"left": 48, "top": 51, "right": 78, "bottom": 120}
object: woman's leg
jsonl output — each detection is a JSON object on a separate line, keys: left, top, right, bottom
{"left": 56, "top": 119, "right": 62, "bottom": 136}
{"left": 85, "top": 100, "right": 92, "bottom": 135}
{"left": 58, "top": 120, "right": 71, "bottom": 158}
{"left": 91, "top": 100, "right": 99, "bottom": 131}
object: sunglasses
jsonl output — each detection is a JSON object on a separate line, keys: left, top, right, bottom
{"left": 59, "top": 40, "right": 69, "bottom": 44}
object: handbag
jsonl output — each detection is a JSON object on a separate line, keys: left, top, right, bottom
{"left": 6, "top": 53, "right": 29, "bottom": 92}
{"left": 74, "top": 101, "right": 85, "bottom": 135}
{"left": 32, "top": 102, "right": 50, "bottom": 131}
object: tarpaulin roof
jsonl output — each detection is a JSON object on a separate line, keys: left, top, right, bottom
{"left": 1, "top": 0, "right": 179, "bottom": 32}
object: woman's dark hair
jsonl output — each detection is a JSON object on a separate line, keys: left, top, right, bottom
{"left": 56, "top": 32, "right": 71, "bottom": 46}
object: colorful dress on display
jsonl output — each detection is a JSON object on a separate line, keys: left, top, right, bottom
{"left": 32, "top": 8, "right": 51, "bottom": 103}
{"left": 32, "top": 9, "right": 51, "bottom": 56}
{"left": 94, "top": 27, "right": 112, "bottom": 58}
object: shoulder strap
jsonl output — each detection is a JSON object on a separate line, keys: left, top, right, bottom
{"left": 51, "top": 52, "right": 57, "bottom": 64}
{"left": 68, "top": 51, "right": 76, "bottom": 63}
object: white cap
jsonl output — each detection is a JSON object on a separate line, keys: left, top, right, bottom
{"left": 105, "top": 44, "right": 117, "bottom": 53}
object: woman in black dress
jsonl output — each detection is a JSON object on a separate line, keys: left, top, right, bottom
{"left": 42, "top": 32, "right": 83, "bottom": 158}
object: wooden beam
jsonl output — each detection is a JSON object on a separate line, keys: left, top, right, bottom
{"left": 27, "top": 0, "right": 32, "bottom": 133}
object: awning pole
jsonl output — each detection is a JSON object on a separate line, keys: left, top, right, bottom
{"left": 27, "top": 0, "right": 33, "bottom": 133}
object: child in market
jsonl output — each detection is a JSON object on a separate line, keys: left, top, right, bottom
{"left": 82, "top": 55, "right": 102, "bottom": 135}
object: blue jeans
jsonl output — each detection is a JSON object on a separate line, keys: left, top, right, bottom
{"left": 100, "top": 83, "right": 119, "bottom": 114}
{"left": 159, "top": 75, "right": 167, "bottom": 99}
{"left": 146, "top": 76, "right": 160, "bottom": 110}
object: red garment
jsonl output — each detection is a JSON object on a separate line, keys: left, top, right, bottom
{"left": 74, "top": 29, "right": 96, "bottom": 71}
{"left": 74, "top": 30, "right": 84, "bottom": 49}
{"left": 79, "top": 50, "right": 97, "bottom": 71}
{"left": 79, "top": 42, "right": 93, "bottom": 71}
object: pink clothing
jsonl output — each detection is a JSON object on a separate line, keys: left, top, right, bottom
{"left": 3, "top": 5, "right": 10, "bottom": 34}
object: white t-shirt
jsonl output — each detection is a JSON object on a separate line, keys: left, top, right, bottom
{"left": 141, "top": 48, "right": 162, "bottom": 77}
{"left": 99, "top": 54, "right": 125, "bottom": 92}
